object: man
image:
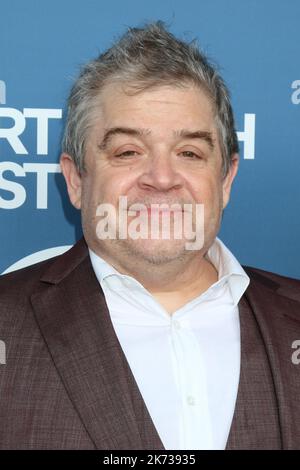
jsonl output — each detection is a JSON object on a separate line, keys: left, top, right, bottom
{"left": 0, "top": 21, "right": 300, "bottom": 450}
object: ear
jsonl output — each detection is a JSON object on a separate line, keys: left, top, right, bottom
{"left": 60, "top": 153, "right": 82, "bottom": 209}
{"left": 222, "top": 153, "right": 239, "bottom": 209}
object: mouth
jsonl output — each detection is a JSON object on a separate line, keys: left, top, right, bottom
{"left": 140, "top": 207, "right": 184, "bottom": 215}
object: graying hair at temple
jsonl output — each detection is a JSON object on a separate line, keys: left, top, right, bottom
{"left": 62, "top": 21, "right": 239, "bottom": 177}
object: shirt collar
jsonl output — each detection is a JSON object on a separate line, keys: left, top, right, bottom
{"left": 205, "top": 238, "right": 250, "bottom": 306}
{"left": 89, "top": 237, "right": 250, "bottom": 307}
{"left": 89, "top": 249, "right": 121, "bottom": 283}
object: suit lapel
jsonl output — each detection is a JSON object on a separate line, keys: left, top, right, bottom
{"left": 30, "top": 240, "right": 164, "bottom": 450}
{"left": 243, "top": 278, "right": 300, "bottom": 449}
{"left": 227, "top": 277, "right": 300, "bottom": 449}
{"left": 226, "top": 295, "right": 281, "bottom": 449}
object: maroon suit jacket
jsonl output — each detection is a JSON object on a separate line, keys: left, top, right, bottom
{"left": 0, "top": 238, "right": 300, "bottom": 449}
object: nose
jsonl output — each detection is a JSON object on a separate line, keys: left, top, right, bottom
{"left": 137, "top": 152, "right": 184, "bottom": 192}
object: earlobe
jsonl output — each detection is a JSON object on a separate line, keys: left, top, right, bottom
{"left": 222, "top": 154, "right": 239, "bottom": 209}
{"left": 60, "top": 153, "right": 82, "bottom": 209}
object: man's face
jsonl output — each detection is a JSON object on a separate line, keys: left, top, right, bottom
{"left": 61, "top": 83, "right": 238, "bottom": 267}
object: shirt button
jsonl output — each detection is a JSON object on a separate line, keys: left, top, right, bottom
{"left": 187, "top": 395, "right": 196, "bottom": 406}
{"left": 173, "top": 320, "right": 181, "bottom": 330}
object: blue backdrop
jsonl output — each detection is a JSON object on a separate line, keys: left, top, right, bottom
{"left": 1, "top": 0, "right": 299, "bottom": 278}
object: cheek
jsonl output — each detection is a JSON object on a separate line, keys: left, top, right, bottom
{"left": 82, "top": 169, "right": 136, "bottom": 208}
{"left": 190, "top": 175, "right": 223, "bottom": 207}
{"left": 80, "top": 174, "right": 104, "bottom": 217}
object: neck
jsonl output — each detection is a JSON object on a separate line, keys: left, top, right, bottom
{"left": 148, "top": 258, "right": 218, "bottom": 313}
{"left": 92, "top": 244, "right": 219, "bottom": 314}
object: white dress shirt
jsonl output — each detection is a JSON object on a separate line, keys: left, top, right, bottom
{"left": 89, "top": 237, "right": 250, "bottom": 450}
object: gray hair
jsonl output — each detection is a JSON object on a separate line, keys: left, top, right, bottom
{"left": 62, "top": 21, "right": 239, "bottom": 176}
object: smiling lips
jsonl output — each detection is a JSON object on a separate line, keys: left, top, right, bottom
{"left": 140, "top": 207, "right": 184, "bottom": 215}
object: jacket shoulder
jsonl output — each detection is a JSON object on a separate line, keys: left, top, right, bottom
{"left": 243, "top": 265, "right": 300, "bottom": 303}
{"left": 0, "top": 238, "right": 88, "bottom": 295}
{"left": 0, "top": 255, "right": 59, "bottom": 295}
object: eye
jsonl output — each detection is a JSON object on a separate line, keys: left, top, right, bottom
{"left": 180, "top": 150, "right": 202, "bottom": 159}
{"left": 115, "top": 150, "right": 139, "bottom": 158}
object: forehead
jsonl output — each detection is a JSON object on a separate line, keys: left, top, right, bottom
{"left": 95, "top": 83, "right": 216, "bottom": 132}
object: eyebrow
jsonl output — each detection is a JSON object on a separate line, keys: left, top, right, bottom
{"left": 98, "top": 127, "right": 151, "bottom": 151}
{"left": 98, "top": 126, "right": 215, "bottom": 151}
{"left": 174, "top": 129, "right": 215, "bottom": 150}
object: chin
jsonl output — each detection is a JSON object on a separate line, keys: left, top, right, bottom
{"left": 122, "top": 239, "right": 190, "bottom": 265}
